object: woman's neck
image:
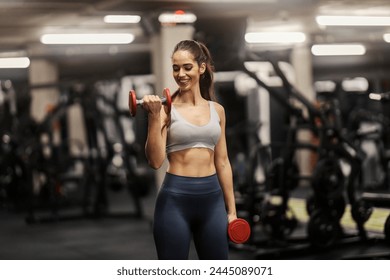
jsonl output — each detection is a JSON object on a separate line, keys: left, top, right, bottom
{"left": 175, "top": 88, "right": 205, "bottom": 105}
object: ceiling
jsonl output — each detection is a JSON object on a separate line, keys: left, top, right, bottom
{"left": 1, "top": 0, "right": 390, "bottom": 83}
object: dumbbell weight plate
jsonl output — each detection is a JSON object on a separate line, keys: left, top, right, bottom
{"left": 307, "top": 210, "right": 342, "bottom": 248}
{"left": 162, "top": 88, "right": 172, "bottom": 115}
{"left": 129, "top": 90, "right": 137, "bottom": 117}
{"left": 312, "top": 157, "right": 344, "bottom": 199}
{"left": 228, "top": 218, "right": 251, "bottom": 244}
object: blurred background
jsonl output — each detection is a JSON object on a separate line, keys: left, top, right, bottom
{"left": 1, "top": 0, "right": 390, "bottom": 260}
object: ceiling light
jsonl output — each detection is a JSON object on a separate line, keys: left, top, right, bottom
{"left": 316, "top": 15, "right": 390, "bottom": 26}
{"left": 342, "top": 77, "right": 369, "bottom": 92}
{"left": 311, "top": 44, "right": 366, "bottom": 56}
{"left": 40, "top": 33, "right": 134, "bottom": 45}
{"left": 384, "top": 33, "right": 390, "bottom": 43}
{"left": 158, "top": 10, "right": 197, "bottom": 24}
{"left": 0, "top": 57, "right": 30, "bottom": 68}
{"left": 245, "top": 32, "right": 306, "bottom": 44}
{"left": 104, "top": 15, "right": 141, "bottom": 24}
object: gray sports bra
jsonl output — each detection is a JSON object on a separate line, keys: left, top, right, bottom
{"left": 166, "top": 101, "right": 221, "bottom": 154}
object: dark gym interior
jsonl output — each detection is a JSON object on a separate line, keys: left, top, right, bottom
{"left": 1, "top": 0, "right": 390, "bottom": 261}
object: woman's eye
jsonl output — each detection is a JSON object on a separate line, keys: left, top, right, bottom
{"left": 172, "top": 65, "right": 193, "bottom": 72}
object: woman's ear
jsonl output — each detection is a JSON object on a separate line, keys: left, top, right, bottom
{"left": 199, "top": 63, "right": 206, "bottom": 74}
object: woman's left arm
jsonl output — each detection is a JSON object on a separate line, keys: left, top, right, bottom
{"left": 214, "top": 103, "right": 237, "bottom": 223}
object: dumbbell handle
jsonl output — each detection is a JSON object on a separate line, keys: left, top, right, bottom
{"left": 129, "top": 88, "right": 172, "bottom": 117}
{"left": 135, "top": 97, "right": 168, "bottom": 106}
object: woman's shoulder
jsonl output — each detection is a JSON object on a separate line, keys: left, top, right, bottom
{"left": 210, "top": 101, "right": 226, "bottom": 121}
{"left": 210, "top": 101, "right": 225, "bottom": 113}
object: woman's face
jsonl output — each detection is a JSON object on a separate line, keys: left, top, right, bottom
{"left": 172, "top": 50, "right": 205, "bottom": 92}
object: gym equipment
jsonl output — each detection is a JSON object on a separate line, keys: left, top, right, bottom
{"left": 351, "top": 199, "right": 373, "bottom": 225}
{"left": 306, "top": 194, "right": 346, "bottom": 220}
{"left": 22, "top": 80, "right": 153, "bottom": 224}
{"left": 307, "top": 210, "right": 343, "bottom": 248}
{"left": 260, "top": 201, "right": 298, "bottom": 240}
{"left": 128, "top": 88, "right": 172, "bottom": 117}
{"left": 385, "top": 214, "right": 390, "bottom": 244}
{"left": 311, "top": 157, "right": 345, "bottom": 199}
{"left": 238, "top": 51, "right": 389, "bottom": 254}
{"left": 265, "top": 157, "right": 300, "bottom": 195}
{"left": 0, "top": 80, "right": 35, "bottom": 211}
{"left": 228, "top": 218, "right": 251, "bottom": 244}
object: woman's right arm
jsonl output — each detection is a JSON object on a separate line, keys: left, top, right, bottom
{"left": 143, "top": 95, "right": 167, "bottom": 169}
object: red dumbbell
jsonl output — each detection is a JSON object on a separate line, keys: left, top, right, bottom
{"left": 228, "top": 218, "right": 251, "bottom": 244}
{"left": 128, "top": 88, "right": 172, "bottom": 117}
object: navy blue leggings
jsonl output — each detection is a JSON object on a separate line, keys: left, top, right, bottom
{"left": 153, "top": 173, "right": 229, "bottom": 260}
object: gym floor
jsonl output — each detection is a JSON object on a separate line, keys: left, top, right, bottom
{"left": 0, "top": 188, "right": 253, "bottom": 260}
{"left": 1, "top": 187, "right": 389, "bottom": 260}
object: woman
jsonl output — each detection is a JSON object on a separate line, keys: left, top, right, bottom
{"left": 142, "top": 40, "right": 237, "bottom": 260}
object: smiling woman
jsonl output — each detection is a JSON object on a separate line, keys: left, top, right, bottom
{"left": 140, "top": 40, "right": 238, "bottom": 260}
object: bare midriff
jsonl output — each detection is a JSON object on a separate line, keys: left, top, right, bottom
{"left": 167, "top": 148, "right": 216, "bottom": 177}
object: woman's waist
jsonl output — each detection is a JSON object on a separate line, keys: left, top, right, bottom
{"left": 161, "top": 172, "right": 221, "bottom": 195}
{"left": 167, "top": 161, "right": 216, "bottom": 178}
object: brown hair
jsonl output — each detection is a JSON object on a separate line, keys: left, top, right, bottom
{"left": 172, "top": 40, "right": 216, "bottom": 101}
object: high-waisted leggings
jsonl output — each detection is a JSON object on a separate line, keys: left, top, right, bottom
{"left": 153, "top": 173, "right": 229, "bottom": 260}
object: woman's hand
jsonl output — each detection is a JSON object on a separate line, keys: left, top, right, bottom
{"left": 227, "top": 213, "right": 238, "bottom": 224}
{"left": 142, "top": 95, "right": 162, "bottom": 116}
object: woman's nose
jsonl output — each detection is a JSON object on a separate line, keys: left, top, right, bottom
{"left": 178, "top": 68, "right": 186, "bottom": 77}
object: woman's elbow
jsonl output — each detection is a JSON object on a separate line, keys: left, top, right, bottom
{"left": 147, "top": 157, "right": 165, "bottom": 170}
{"left": 148, "top": 162, "right": 161, "bottom": 170}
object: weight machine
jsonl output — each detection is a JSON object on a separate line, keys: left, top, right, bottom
{"left": 22, "top": 80, "right": 153, "bottom": 224}
{"left": 0, "top": 80, "right": 32, "bottom": 211}
{"left": 235, "top": 51, "right": 390, "bottom": 257}
{"left": 346, "top": 91, "right": 390, "bottom": 243}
